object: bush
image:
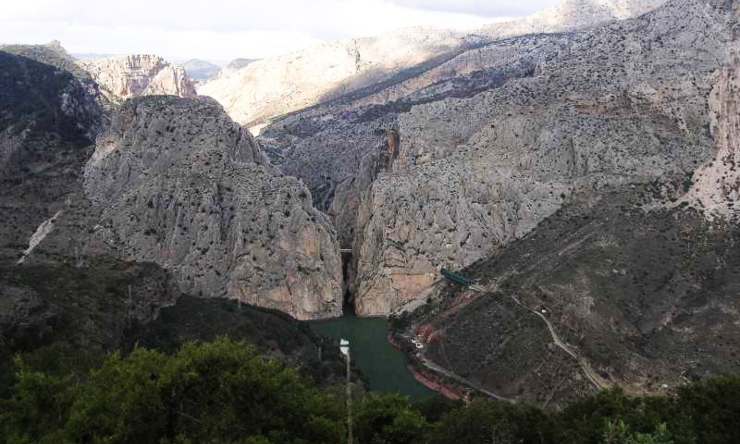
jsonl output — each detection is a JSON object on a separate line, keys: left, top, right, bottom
{"left": 2, "top": 338, "right": 345, "bottom": 444}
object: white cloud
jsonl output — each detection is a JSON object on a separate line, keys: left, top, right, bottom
{"left": 387, "top": 0, "right": 559, "bottom": 17}
{"left": 0, "top": 0, "right": 557, "bottom": 61}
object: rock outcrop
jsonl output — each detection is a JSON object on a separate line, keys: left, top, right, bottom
{"left": 80, "top": 55, "right": 197, "bottom": 103}
{"left": 0, "top": 46, "right": 349, "bottom": 387}
{"left": 682, "top": 57, "right": 740, "bottom": 220}
{"left": 82, "top": 96, "right": 343, "bottom": 320}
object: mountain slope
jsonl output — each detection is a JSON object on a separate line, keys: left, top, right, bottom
{"left": 405, "top": 183, "right": 740, "bottom": 406}
{"left": 199, "top": 28, "right": 474, "bottom": 130}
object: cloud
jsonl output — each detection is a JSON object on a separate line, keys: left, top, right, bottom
{"left": 387, "top": 0, "right": 560, "bottom": 17}
{"left": 0, "top": 0, "right": 552, "bottom": 61}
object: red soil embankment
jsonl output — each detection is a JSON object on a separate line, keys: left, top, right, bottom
{"left": 387, "top": 332, "right": 464, "bottom": 400}
{"left": 409, "top": 365, "right": 465, "bottom": 400}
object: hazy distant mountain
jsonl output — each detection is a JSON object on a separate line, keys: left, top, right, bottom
{"left": 72, "top": 52, "right": 118, "bottom": 61}
{"left": 225, "top": 58, "right": 258, "bottom": 70}
{"left": 182, "top": 58, "right": 221, "bottom": 82}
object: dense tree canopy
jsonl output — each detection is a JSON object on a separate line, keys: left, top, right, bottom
{"left": 1, "top": 338, "right": 739, "bottom": 444}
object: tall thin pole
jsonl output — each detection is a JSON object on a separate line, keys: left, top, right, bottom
{"left": 346, "top": 350, "right": 352, "bottom": 444}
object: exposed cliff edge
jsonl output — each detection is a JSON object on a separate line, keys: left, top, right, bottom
{"left": 80, "top": 96, "right": 343, "bottom": 320}
{"left": 79, "top": 55, "right": 197, "bottom": 103}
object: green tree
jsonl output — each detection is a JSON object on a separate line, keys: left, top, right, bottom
{"left": 0, "top": 339, "right": 347, "bottom": 444}
{"left": 602, "top": 420, "right": 674, "bottom": 444}
{"left": 674, "top": 376, "right": 740, "bottom": 444}
{"left": 428, "top": 399, "right": 553, "bottom": 444}
{"left": 0, "top": 356, "right": 76, "bottom": 444}
{"left": 355, "top": 393, "right": 428, "bottom": 444}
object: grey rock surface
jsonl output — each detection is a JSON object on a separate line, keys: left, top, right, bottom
{"left": 82, "top": 96, "right": 344, "bottom": 320}
{"left": 261, "top": 0, "right": 733, "bottom": 316}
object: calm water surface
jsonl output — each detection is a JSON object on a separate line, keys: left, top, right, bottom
{"left": 309, "top": 314, "right": 434, "bottom": 399}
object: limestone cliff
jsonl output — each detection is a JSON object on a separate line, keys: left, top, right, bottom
{"left": 82, "top": 96, "right": 343, "bottom": 320}
{"left": 260, "top": 0, "right": 725, "bottom": 316}
{"left": 80, "top": 55, "right": 197, "bottom": 103}
{"left": 683, "top": 56, "right": 740, "bottom": 220}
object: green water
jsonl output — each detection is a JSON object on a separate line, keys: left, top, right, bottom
{"left": 309, "top": 315, "right": 434, "bottom": 399}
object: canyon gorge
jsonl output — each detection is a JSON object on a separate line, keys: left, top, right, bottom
{"left": 1, "top": 0, "right": 740, "bottom": 407}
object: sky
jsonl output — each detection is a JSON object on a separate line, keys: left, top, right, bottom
{"left": 1, "top": 0, "right": 560, "bottom": 63}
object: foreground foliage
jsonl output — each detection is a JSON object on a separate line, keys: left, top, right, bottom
{"left": 1, "top": 338, "right": 739, "bottom": 443}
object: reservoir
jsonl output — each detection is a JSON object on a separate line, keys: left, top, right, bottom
{"left": 310, "top": 314, "right": 434, "bottom": 399}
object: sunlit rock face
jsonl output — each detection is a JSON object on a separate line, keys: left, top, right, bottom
{"left": 83, "top": 96, "right": 344, "bottom": 320}
{"left": 682, "top": 58, "right": 740, "bottom": 221}
{"left": 80, "top": 55, "right": 197, "bottom": 103}
{"left": 198, "top": 28, "right": 476, "bottom": 131}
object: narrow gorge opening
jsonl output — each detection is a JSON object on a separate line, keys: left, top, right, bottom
{"left": 340, "top": 249, "right": 355, "bottom": 315}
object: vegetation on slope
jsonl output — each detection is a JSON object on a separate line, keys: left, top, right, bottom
{"left": 1, "top": 337, "right": 739, "bottom": 444}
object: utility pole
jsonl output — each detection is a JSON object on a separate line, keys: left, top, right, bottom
{"left": 340, "top": 338, "right": 352, "bottom": 444}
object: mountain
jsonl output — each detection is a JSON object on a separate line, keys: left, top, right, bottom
{"left": 258, "top": 0, "right": 704, "bottom": 316}
{"left": 79, "top": 54, "right": 197, "bottom": 103}
{"left": 199, "top": 28, "right": 478, "bottom": 131}
{"left": 3, "top": 0, "right": 740, "bottom": 409}
{"left": 1, "top": 46, "right": 346, "bottom": 373}
{"left": 225, "top": 58, "right": 258, "bottom": 70}
{"left": 251, "top": 0, "right": 740, "bottom": 403}
{"left": 182, "top": 58, "right": 221, "bottom": 82}
{"left": 199, "top": 0, "right": 668, "bottom": 133}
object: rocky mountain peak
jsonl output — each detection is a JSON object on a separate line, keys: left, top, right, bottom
{"left": 79, "top": 54, "right": 197, "bottom": 103}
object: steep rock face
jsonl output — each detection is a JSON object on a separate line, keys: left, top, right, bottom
{"left": 199, "top": 28, "right": 474, "bottom": 130}
{"left": 80, "top": 55, "right": 197, "bottom": 103}
{"left": 390, "top": 0, "right": 740, "bottom": 406}
{"left": 683, "top": 57, "right": 740, "bottom": 220}
{"left": 0, "top": 45, "right": 345, "bottom": 388}
{"left": 82, "top": 96, "right": 343, "bottom": 320}
{"left": 0, "top": 47, "right": 101, "bottom": 263}
{"left": 262, "top": 0, "right": 728, "bottom": 316}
